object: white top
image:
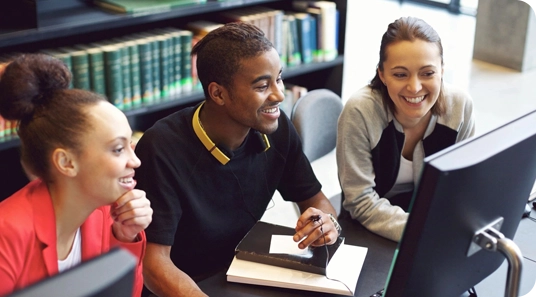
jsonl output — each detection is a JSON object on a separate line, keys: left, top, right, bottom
{"left": 395, "top": 156, "right": 413, "bottom": 185}
{"left": 58, "top": 228, "right": 82, "bottom": 272}
{"left": 386, "top": 156, "right": 414, "bottom": 198}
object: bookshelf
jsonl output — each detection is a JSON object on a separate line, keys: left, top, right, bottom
{"left": 0, "top": 0, "right": 347, "bottom": 199}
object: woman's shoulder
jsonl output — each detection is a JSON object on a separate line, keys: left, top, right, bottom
{"left": 442, "top": 82, "right": 473, "bottom": 106}
{"left": 0, "top": 183, "right": 38, "bottom": 240}
{"left": 347, "top": 85, "right": 383, "bottom": 105}
{"left": 343, "top": 85, "right": 388, "bottom": 120}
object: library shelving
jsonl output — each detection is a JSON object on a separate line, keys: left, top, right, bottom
{"left": 0, "top": 0, "right": 347, "bottom": 199}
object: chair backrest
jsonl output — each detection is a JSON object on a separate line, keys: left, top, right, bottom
{"left": 290, "top": 89, "right": 343, "bottom": 163}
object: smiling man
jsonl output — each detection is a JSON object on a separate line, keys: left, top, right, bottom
{"left": 134, "top": 22, "right": 340, "bottom": 297}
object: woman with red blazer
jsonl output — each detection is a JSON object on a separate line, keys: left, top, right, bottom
{"left": 0, "top": 54, "right": 153, "bottom": 297}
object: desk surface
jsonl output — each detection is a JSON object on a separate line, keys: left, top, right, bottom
{"left": 197, "top": 216, "right": 397, "bottom": 297}
{"left": 197, "top": 210, "right": 536, "bottom": 297}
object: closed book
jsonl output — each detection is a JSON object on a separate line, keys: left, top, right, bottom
{"left": 75, "top": 45, "right": 106, "bottom": 96}
{"left": 66, "top": 48, "right": 91, "bottom": 91}
{"left": 273, "top": 10, "right": 284, "bottom": 57}
{"left": 305, "top": 7, "right": 324, "bottom": 62}
{"left": 227, "top": 243, "right": 367, "bottom": 296}
{"left": 234, "top": 221, "right": 344, "bottom": 275}
{"left": 118, "top": 43, "right": 133, "bottom": 109}
{"left": 139, "top": 35, "right": 162, "bottom": 100}
{"left": 280, "top": 17, "right": 289, "bottom": 66}
{"left": 179, "top": 30, "right": 193, "bottom": 93}
{"left": 308, "top": 15, "right": 319, "bottom": 63}
{"left": 314, "top": 1, "right": 338, "bottom": 61}
{"left": 102, "top": 45, "right": 124, "bottom": 109}
{"left": 294, "top": 13, "right": 313, "bottom": 64}
{"left": 93, "top": 0, "right": 206, "bottom": 16}
{"left": 159, "top": 28, "right": 183, "bottom": 96}
{"left": 124, "top": 40, "right": 142, "bottom": 107}
{"left": 284, "top": 15, "right": 301, "bottom": 67}
{"left": 133, "top": 37, "right": 154, "bottom": 104}
{"left": 155, "top": 33, "right": 172, "bottom": 99}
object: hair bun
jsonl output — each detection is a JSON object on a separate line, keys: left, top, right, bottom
{"left": 0, "top": 53, "right": 72, "bottom": 120}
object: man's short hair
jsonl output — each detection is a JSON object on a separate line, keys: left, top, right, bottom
{"left": 191, "top": 22, "right": 275, "bottom": 98}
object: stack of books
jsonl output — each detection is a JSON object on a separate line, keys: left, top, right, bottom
{"left": 227, "top": 221, "right": 367, "bottom": 296}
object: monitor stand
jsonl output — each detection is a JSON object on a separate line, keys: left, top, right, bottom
{"left": 467, "top": 217, "right": 523, "bottom": 297}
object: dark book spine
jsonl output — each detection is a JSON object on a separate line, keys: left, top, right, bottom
{"left": 87, "top": 48, "right": 106, "bottom": 96}
{"left": 168, "top": 31, "right": 182, "bottom": 95}
{"left": 136, "top": 38, "right": 154, "bottom": 104}
{"left": 103, "top": 45, "right": 124, "bottom": 109}
{"left": 126, "top": 40, "right": 142, "bottom": 108}
{"left": 118, "top": 43, "right": 133, "bottom": 110}
{"left": 179, "top": 30, "right": 193, "bottom": 93}
{"left": 156, "top": 34, "right": 172, "bottom": 99}
{"left": 148, "top": 37, "right": 161, "bottom": 100}
{"left": 71, "top": 50, "right": 91, "bottom": 90}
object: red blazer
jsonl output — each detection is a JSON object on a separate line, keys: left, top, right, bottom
{"left": 0, "top": 179, "right": 146, "bottom": 297}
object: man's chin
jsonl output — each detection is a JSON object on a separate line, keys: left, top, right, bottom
{"left": 256, "top": 124, "right": 278, "bottom": 135}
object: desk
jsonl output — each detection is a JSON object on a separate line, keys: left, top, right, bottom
{"left": 197, "top": 215, "right": 397, "bottom": 297}
{"left": 197, "top": 211, "right": 536, "bottom": 297}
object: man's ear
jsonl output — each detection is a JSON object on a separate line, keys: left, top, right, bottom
{"left": 207, "top": 82, "right": 227, "bottom": 106}
{"left": 51, "top": 148, "right": 78, "bottom": 177}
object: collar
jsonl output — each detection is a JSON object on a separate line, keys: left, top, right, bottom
{"left": 192, "top": 102, "right": 271, "bottom": 165}
{"left": 192, "top": 102, "right": 231, "bottom": 165}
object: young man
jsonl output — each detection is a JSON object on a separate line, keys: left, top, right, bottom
{"left": 135, "top": 22, "right": 341, "bottom": 297}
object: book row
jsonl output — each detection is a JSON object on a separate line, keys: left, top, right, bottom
{"left": 0, "top": 81, "right": 309, "bottom": 143}
{"left": 0, "top": 1, "right": 338, "bottom": 113}
{"left": 190, "top": 1, "right": 339, "bottom": 67}
{"left": 39, "top": 27, "right": 197, "bottom": 111}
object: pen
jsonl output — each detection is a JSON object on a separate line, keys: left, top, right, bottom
{"left": 370, "top": 288, "right": 384, "bottom": 297}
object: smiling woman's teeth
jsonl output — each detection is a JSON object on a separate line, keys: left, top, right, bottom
{"left": 262, "top": 107, "right": 278, "bottom": 113}
{"left": 119, "top": 177, "right": 133, "bottom": 184}
{"left": 404, "top": 95, "right": 425, "bottom": 103}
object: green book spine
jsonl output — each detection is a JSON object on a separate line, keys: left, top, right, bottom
{"left": 295, "top": 13, "right": 313, "bottom": 64}
{"left": 70, "top": 50, "right": 91, "bottom": 90}
{"left": 170, "top": 31, "right": 182, "bottom": 95}
{"left": 285, "top": 15, "right": 301, "bottom": 67}
{"left": 77, "top": 44, "right": 107, "bottom": 96}
{"left": 157, "top": 28, "right": 182, "bottom": 96}
{"left": 118, "top": 44, "right": 133, "bottom": 110}
{"left": 180, "top": 30, "right": 193, "bottom": 93}
{"left": 149, "top": 37, "right": 161, "bottom": 100}
{"left": 103, "top": 46, "right": 124, "bottom": 109}
{"left": 126, "top": 41, "right": 142, "bottom": 108}
{"left": 156, "top": 34, "right": 171, "bottom": 99}
{"left": 87, "top": 49, "right": 106, "bottom": 95}
{"left": 136, "top": 38, "right": 154, "bottom": 104}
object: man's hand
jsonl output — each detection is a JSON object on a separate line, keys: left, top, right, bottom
{"left": 111, "top": 187, "right": 153, "bottom": 243}
{"left": 293, "top": 207, "right": 339, "bottom": 249}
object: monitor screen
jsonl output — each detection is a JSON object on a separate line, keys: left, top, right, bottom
{"left": 9, "top": 248, "right": 136, "bottom": 297}
{"left": 384, "top": 109, "right": 536, "bottom": 297}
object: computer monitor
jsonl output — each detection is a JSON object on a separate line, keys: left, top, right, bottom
{"left": 9, "top": 248, "right": 136, "bottom": 297}
{"left": 384, "top": 108, "right": 536, "bottom": 297}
